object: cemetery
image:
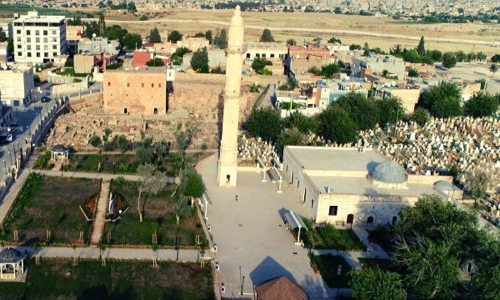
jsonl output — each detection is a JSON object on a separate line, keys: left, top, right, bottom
{"left": 1, "top": 174, "right": 101, "bottom": 245}
{"left": 102, "top": 179, "right": 207, "bottom": 248}
{"left": 1, "top": 259, "right": 215, "bottom": 300}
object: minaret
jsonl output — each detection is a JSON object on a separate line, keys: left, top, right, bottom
{"left": 217, "top": 6, "right": 244, "bottom": 187}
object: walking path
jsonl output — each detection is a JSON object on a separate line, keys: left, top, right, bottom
{"left": 0, "top": 246, "right": 209, "bottom": 262}
{"left": 32, "top": 169, "right": 178, "bottom": 183}
{"left": 91, "top": 180, "right": 110, "bottom": 245}
{"left": 0, "top": 170, "right": 29, "bottom": 226}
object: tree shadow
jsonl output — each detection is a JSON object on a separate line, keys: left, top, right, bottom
{"left": 79, "top": 285, "right": 110, "bottom": 300}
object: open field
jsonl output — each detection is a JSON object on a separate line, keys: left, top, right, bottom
{"left": 103, "top": 179, "right": 206, "bottom": 247}
{"left": 0, "top": 259, "right": 215, "bottom": 300}
{"left": 1, "top": 174, "right": 101, "bottom": 245}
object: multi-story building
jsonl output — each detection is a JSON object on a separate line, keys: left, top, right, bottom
{"left": 244, "top": 42, "right": 287, "bottom": 60}
{"left": 176, "top": 36, "right": 209, "bottom": 51}
{"left": 12, "top": 11, "right": 67, "bottom": 64}
{"left": 66, "top": 25, "right": 83, "bottom": 54}
{"left": 103, "top": 67, "right": 175, "bottom": 115}
{"left": 0, "top": 62, "right": 34, "bottom": 106}
{"left": 78, "top": 36, "right": 120, "bottom": 56}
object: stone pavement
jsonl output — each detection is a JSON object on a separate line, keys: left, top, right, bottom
{"left": 0, "top": 246, "right": 208, "bottom": 262}
{"left": 0, "top": 169, "right": 29, "bottom": 226}
{"left": 198, "top": 154, "right": 337, "bottom": 299}
{"left": 91, "top": 180, "right": 110, "bottom": 245}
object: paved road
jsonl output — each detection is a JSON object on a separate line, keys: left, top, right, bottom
{"left": 83, "top": 18, "right": 499, "bottom": 47}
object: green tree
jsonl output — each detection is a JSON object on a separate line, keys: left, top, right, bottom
{"left": 183, "top": 171, "right": 205, "bottom": 198}
{"left": 127, "top": 1, "right": 137, "bottom": 12}
{"left": 320, "top": 63, "right": 340, "bottom": 78}
{"left": 350, "top": 44, "right": 362, "bottom": 51}
{"left": 244, "top": 107, "right": 283, "bottom": 142}
{"left": 190, "top": 48, "right": 209, "bottom": 71}
{"left": 114, "top": 135, "right": 129, "bottom": 153}
{"left": 136, "top": 136, "right": 154, "bottom": 165}
{"left": 98, "top": 12, "right": 106, "bottom": 36}
{"left": 417, "top": 36, "right": 425, "bottom": 56}
{"left": 173, "top": 195, "right": 191, "bottom": 224}
{"left": 317, "top": 105, "right": 359, "bottom": 144}
{"left": 363, "top": 42, "right": 370, "bottom": 56}
{"left": 213, "top": 29, "right": 228, "bottom": 49}
{"left": 468, "top": 171, "right": 489, "bottom": 200}
{"left": 336, "top": 92, "right": 379, "bottom": 130}
{"left": 476, "top": 52, "right": 487, "bottom": 61}
{"left": 171, "top": 47, "right": 191, "bottom": 65}
{"left": 122, "top": 33, "right": 142, "bottom": 50}
{"left": 260, "top": 28, "right": 275, "bottom": 42}
{"left": 408, "top": 69, "right": 419, "bottom": 77}
{"left": 328, "top": 37, "right": 342, "bottom": 44}
{"left": 423, "top": 82, "right": 462, "bottom": 118}
{"left": 136, "top": 164, "right": 166, "bottom": 222}
{"left": 146, "top": 57, "right": 164, "bottom": 67}
{"left": 286, "top": 38, "right": 296, "bottom": 46}
{"left": 276, "top": 127, "right": 305, "bottom": 157}
{"left": 491, "top": 54, "right": 500, "bottom": 63}
{"left": 490, "top": 64, "right": 499, "bottom": 78}
{"left": 251, "top": 58, "right": 272, "bottom": 74}
{"left": 429, "top": 49, "right": 442, "bottom": 61}
{"left": 0, "top": 27, "right": 6, "bottom": 43}
{"left": 149, "top": 27, "right": 161, "bottom": 43}
{"left": 167, "top": 30, "right": 183, "bottom": 43}
{"left": 465, "top": 92, "right": 499, "bottom": 117}
{"left": 104, "top": 25, "right": 129, "bottom": 45}
{"left": 139, "top": 14, "right": 149, "bottom": 21}
{"left": 376, "top": 97, "right": 405, "bottom": 126}
{"left": 249, "top": 83, "right": 261, "bottom": 93}
{"left": 455, "top": 50, "right": 466, "bottom": 62}
{"left": 412, "top": 108, "right": 429, "bottom": 126}
{"left": 285, "top": 112, "right": 317, "bottom": 134}
{"left": 442, "top": 52, "right": 457, "bottom": 69}
{"left": 350, "top": 267, "right": 407, "bottom": 300}
{"left": 89, "top": 135, "right": 102, "bottom": 148}
{"left": 205, "top": 30, "right": 213, "bottom": 44}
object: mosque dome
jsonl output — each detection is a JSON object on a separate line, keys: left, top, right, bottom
{"left": 372, "top": 161, "right": 407, "bottom": 184}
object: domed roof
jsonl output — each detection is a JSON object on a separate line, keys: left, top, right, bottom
{"left": 372, "top": 161, "right": 407, "bottom": 184}
{"left": 0, "top": 248, "right": 23, "bottom": 263}
{"left": 230, "top": 5, "right": 244, "bottom": 27}
{"left": 435, "top": 181, "right": 456, "bottom": 191}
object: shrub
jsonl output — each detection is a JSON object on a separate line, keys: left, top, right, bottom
{"left": 408, "top": 69, "right": 419, "bottom": 77}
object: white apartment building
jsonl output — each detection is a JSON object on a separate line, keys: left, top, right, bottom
{"left": 12, "top": 11, "right": 67, "bottom": 64}
{"left": 0, "top": 62, "right": 34, "bottom": 106}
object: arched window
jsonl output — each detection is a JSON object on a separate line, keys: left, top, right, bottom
{"left": 367, "top": 216, "right": 374, "bottom": 224}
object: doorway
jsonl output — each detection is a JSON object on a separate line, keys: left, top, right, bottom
{"left": 226, "top": 174, "right": 230, "bottom": 184}
{"left": 367, "top": 216, "right": 374, "bottom": 224}
{"left": 347, "top": 214, "right": 354, "bottom": 225}
{"left": 124, "top": 108, "right": 128, "bottom": 114}
{"left": 303, "top": 189, "right": 307, "bottom": 203}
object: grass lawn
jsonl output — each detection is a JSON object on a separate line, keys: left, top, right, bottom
{"left": 308, "top": 224, "right": 367, "bottom": 251}
{"left": 0, "top": 259, "right": 215, "bottom": 300}
{"left": 2, "top": 174, "right": 101, "bottom": 245}
{"left": 309, "top": 254, "right": 352, "bottom": 288}
{"left": 103, "top": 180, "right": 207, "bottom": 248}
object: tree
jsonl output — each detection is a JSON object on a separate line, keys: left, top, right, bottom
{"left": 412, "top": 108, "right": 429, "bottom": 126}
{"left": 408, "top": 69, "right": 419, "bottom": 77}
{"left": 122, "top": 33, "right": 142, "bottom": 50}
{"left": 260, "top": 28, "right": 275, "bottom": 42}
{"left": 336, "top": 92, "right": 379, "bottom": 130}
{"left": 476, "top": 52, "right": 487, "bottom": 61}
{"left": 455, "top": 50, "right": 466, "bottom": 62}
{"left": 167, "top": 30, "right": 183, "bottom": 43}
{"left": 468, "top": 171, "right": 489, "bottom": 200}
{"left": 442, "top": 52, "right": 457, "bottom": 69}
{"left": 205, "top": 30, "right": 213, "bottom": 44}
{"left": 490, "top": 64, "right": 499, "bottom": 78}
{"left": 190, "top": 48, "right": 209, "bottom": 71}
{"left": 213, "top": 29, "right": 228, "bottom": 49}
{"left": 139, "top": 14, "right": 149, "bottom": 21}
{"left": 276, "top": 128, "right": 305, "bottom": 157}
{"left": 0, "top": 27, "right": 7, "bottom": 43}
{"left": 317, "top": 105, "right": 359, "bottom": 144}
{"left": 149, "top": 27, "right": 161, "bottom": 43}
{"left": 328, "top": 37, "right": 342, "bottom": 44}
{"left": 244, "top": 107, "right": 283, "bottom": 142}
{"left": 363, "top": 42, "right": 370, "bottom": 56}
{"left": 115, "top": 135, "right": 129, "bottom": 153}
{"left": 429, "top": 49, "right": 442, "bottom": 61}
{"left": 98, "top": 12, "right": 106, "bottom": 36}
{"left": 89, "top": 135, "right": 102, "bottom": 148}
{"left": 350, "top": 44, "right": 362, "bottom": 51}
{"left": 127, "top": 1, "right": 137, "bottom": 12}
{"left": 423, "top": 82, "right": 462, "bottom": 118}
{"left": 251, "top": 58, "right": 272, "bottom": 74}
{"left": 136, "top": 164, "right": 166, "bottom": 222}
{"left": 375, "top": 97, "right": 405, "bottom": 126}
{"left": 285, "top": 112, "right": 317, "bottom": 134}
{"left": 171, "top": 47, "right": 191, "bottom": 65}
{"left": 286, "top": 38, "right": 296, "bottom": 46}
{"left": 183, "top": 171, "right": 205, "bottom": 198}
{"left": 350, "top": 267, "right": 407, "bottom": 300}
{"left": 136, "top": 136, "right": 154, "bottom": 165}
{"left": 146, "top": 57, "right": 164, "bottom": 67}
{"left": 417, "top": 36, "right": 425, "bottom": 56}
{"left": 104, "top": 25, "right": 129, "bottom": 45}
{"left": 173, "top": 195, "right": 191, "bottom": 224}
{"left": 320, "top": 63, "right": 340, "bottom": 78}
{"left": 491, "top": 54, "right": 500, "bottom": 63}
{"left": 465, "top": 92, "right": 499, "bottom": 117}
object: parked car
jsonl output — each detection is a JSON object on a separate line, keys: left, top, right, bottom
{"left": 41, "top": 96, "right": 51, "bottom": 103}
{"left": 0, "top": 131, "right": 13, "bottom": 144}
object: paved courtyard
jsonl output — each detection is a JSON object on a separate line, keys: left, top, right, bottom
{"left": 199, "top": 155, "right": 335, "bottom": 299}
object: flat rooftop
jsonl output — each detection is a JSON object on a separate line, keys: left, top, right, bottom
{"left": 105, "top": 67, "right": 170, "bottom": 74}
{"left": 14, "top": 15, "right": 65, "bottom": 23}
{"left": 285, "top": 146, "right": 387, "bottom": 172}
{"left": 306, "top": 175, "right": 442, "bottom": 197}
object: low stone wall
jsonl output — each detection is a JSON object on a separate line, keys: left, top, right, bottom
{"left": 407, "top": 175, "right": 453, "bottom": 185}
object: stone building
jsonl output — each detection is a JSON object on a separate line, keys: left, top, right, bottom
{"left": 78, "top": 36, "right": 120, "bottom": 56}
{"left": 0, "top": 43, "right": 7, "bottom": 62}
{"left": 288, "top": 45, "right": 330, "bottom": 60}
{"left": 352, "top": 55, "right": 405, "bottom": 80}
{"left": 176, "top": 36, "right": 209, "bottom": 51}
{"left": 66, "top": 25, "right": 83, "bottom": 54}
{"left": 244, "top": 42, "right": 287, "bottom": 60}
{"left": 103, "top": 67, "right": 175, "bottom": 115}
{"left": 381, "top": 86, "right": 422, "bottom": 114}
{"left": 0, "top": 62, "right": 34, "bottom": 106}
{"left": 282, "top": 146, "right": 459, "bottom": 226}
{"left": 74, "top": 53, "right": 95, "bottom": 73}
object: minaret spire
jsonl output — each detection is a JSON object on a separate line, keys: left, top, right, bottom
{"left": 217, "top": 6, "right": 245, "bottom": 187}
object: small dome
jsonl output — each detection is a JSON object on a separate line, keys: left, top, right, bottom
{"left": 230, "top": 5, "right": 244, "bottom": 27}
{"left": 372, "top": 161, "right": 407, "bottom": 184}
{"left": 435, "top": 181, "right": 456, "bottom": 191}
{"left": 0, "top": 248, "right": 23, "bottom": 263}
{"left": 51, "top": 144, "right": 67, "bottom": 152}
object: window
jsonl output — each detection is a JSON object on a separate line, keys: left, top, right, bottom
{"left": 44, "top": 52, "right": 48, "bottom": 58}
{"left": 108, "top": 82, "right": 111, "bottom": 86}
{"left": 52, "top": 30, "right": 56, "bottom": 35}
{"left": 53, "top": 52, "right": 57, "bottom": 56}
{"left": 43, "top": 30, "right": 48, "bottom": 35}
{"left": 26, "top": 30, "right": 31, "bottom": 35}
{"left": 246, "top": 53, "right": 250, "bottom": 59}
{"left": 262, "top": 54, "right": 266, "bottom": 58}
{"left": 328, "top": 206, "right": 338, "bottom": 216}
{"left": 27, "top": 37, "right": 31, "bottom": 43}
{"left": 17, "top": 45, "right": 21, "bottom": 49}
{"left": 36, "top": 52, "right": 40, "bottom": 57}
{"left": 127, "top": 83, "right": 130, "bottom": 87}
{"left": 36, "top": 45, "right": 40, "bottom": 50}
{"left": 44, "top": 45, "right": 48, "bottom": 50}
{"left": 151, "top": 83, "right": 154, "bottom": 87}
{"left": 27, "top": 52, "right": 32, "bottom": 57}
{"left": 158, "top": 83, "right": 161, "bottom": 88}
{"left": 17, "top": 52, "right": 22, "bottom": 57}
{"left": 27, "top": 45, "right": 31, "bottom": 50}
{"left": 124, "top": 108, "right": 128, "bottom": 114}
{"left": 270, "top": 54, "right": 275, "bottom": 58}
{"left": 142, "top": 83, "right": 144, "bottom": 88}
{"left": 154, "top": 108, "right": 158, "bottom": 114}
{"left": 52, "top": 45, "right": 57, "bottom": 49}
{"left": 43, "top": 38, "right": 48, "bottom": 43}
{"left": 36, "top": 37, "right": 40, "bottom": 43}
{"left": 35, "top": 30, "right": 40, "bottom": 35}
{"left": 16, "top": 37, "right": 21, "bottom": 42}
{"left": 16, "top": 30, "right": 21, "bottom": 34}
{"left": 367, "top": 216, "right": 374, "bottom": 224}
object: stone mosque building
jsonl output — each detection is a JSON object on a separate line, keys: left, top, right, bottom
{"left": 282, "top": 146, "right": 462, "bottom": 226}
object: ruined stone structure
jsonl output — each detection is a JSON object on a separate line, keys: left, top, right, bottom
{"left": 217, "top": 6, "right": 245, "bottom": 187}
{"left": 103, "top": 67, "right": 175, "bottom": 115}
